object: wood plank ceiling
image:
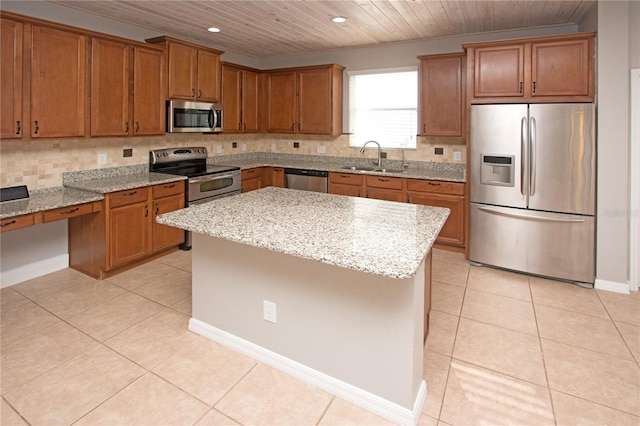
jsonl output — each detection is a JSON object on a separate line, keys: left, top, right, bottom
{"left": 51, "top": 0, "right": 595, "bottom": 58}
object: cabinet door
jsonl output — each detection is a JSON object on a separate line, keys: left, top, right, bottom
{"left": 91, "top": 38, "right": 130, "bottom": 136}
{"left": 153, "top": 194, "right": 184, "bottom": 252}
{"left": 531, "top": 39, "right": 590, "bottom": 97}
{"left": 221, "top": 64, "right": 242, "bottom": 132}
{"left": 196, "top": 48, "right": 220, "bottom": 102}
{"left": 241, "top": 177, "right": 262, "bottom": 193}
{"left": 419, "top": 54, "right": 463, "bottom": 137}
{"left": 329, "top": 183, "right": 362, "bottom": 197}
{"left": 267, "top": 70, "right": 296, "bottom": 133}
{"left": 408, "top": 192, "right": 464, "bottom": 246}
{"left": 109, "top": 202, "right": 149, "bottom": 268}
{"left": 474, "top": 45, "right": 524, "bottom": 98}
{"left": 1, "top": 18, "right": 23, "bottom": 139}
{"left": 31, "top": 26, "right": 87, "bottom": 137}
{"left": 242, "top": 69, "right": 260, "bottom": 132}
{"left": 263, "top": 167, "right": 285, "bottom": 188}
{"left": 297, "top": 67, "right": 331, "bottom": 134}
{"left": 133, "top": 46, "right": 165, "bottom": 135}
{"left": 167, "top": 42, "right": 196, "bottom": 100}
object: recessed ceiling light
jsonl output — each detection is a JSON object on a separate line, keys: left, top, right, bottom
{"left": 331, "top": 16, "right": 347, "bottom": 23}
{"left": 207, "top": 27, "right": 221, "bottom": 33}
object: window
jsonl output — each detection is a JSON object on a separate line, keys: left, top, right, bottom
{"left": 348, "top": 67, "right": 418, "bottom": 149}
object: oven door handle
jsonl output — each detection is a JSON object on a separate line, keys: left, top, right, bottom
{"left": 190, "top": 173, "right": 238, "bottom": 184}
{"left": 208, "top": 108, "right": 214, "bottom": 128}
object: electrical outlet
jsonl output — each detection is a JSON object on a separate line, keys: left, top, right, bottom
{"left": 98, "top": 153, "right": 107, "bottom": 165}
{"left": 453, "top": 151, "right": 462, "bottom": 161}
{"left": 271, "top": 143, "right": 276, "bottom": 152}
{"left": 241, "top": 143, "right": 247, "bottom": 151}
{"left": 293, "top": 142, "right": 300, "bottom": 148}
{"left": 216, "top": 145, "right": 223, "bottom": 154}
{"left": 123, "top": 148, "right": 133, "bottom": 158}
{"left": 263, "top": 300, "right": 277, "bottom": 323}
{"left": 232, "top": 142, "right": 238, "bottom": 149}
{"left": 434, "top": 147, "right": 444, "bottom": 155}
{"left": 317, "top": 145, "right": 326, "bottom": 154}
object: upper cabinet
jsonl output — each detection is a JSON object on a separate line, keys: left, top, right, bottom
{"left": 221, "top": 62, "right": 260, "bottom": 133}
{"left": 266, "top": 64, "right": 344, "bottom": 136}
{"left": 146, "top": 36, "right": 223, "bottom": 103}
{"left": 418, "top": 53, "right": 465, "bottom": 137}
{"left": 31, "top": 25, "right": 87, "bottom": 138}
{"left": 464, "top": 32, "right": 595, "bottom": 103}
{"left": 90, "top": 38, "right": 165, "bottom": 137}
{"left": 0, "top": 18, "right": 23, "bottom": 139}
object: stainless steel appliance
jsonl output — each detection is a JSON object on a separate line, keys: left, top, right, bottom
{"left": 166, "top": 100, "right": 223, "bottom": 133}
{"left": 149, "top": 147, "right": 240, "bottom": 249}
{"left": 284, "top": 168, "right": 328, "bottom": 193}
{"left": 469, "top": 103, "right": 595, "bottom": 285}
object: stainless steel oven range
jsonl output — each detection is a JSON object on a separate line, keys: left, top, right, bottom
{"left": 149, "top": 147, "right": 241, "bottom": 250}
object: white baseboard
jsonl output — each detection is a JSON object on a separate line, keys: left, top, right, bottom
{"left": 594, "top": 278, "right": 630, "bottom": 294}
{"left": 0, "top": 254, "right": 69, "bottom": 288}
{"left": 189, "top": 318, "right": 426, "bottom": 425}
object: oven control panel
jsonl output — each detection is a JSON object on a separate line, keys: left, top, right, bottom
{"left": 149, "top": 147, "right": 208, "bottom": 164}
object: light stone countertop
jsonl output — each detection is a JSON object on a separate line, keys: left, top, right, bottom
{"left": 157, "top": 186, "right": 450, "bottom": 279}
{"left": 63, "top": 172, "right": 186, "bottom": 194}
{"left": 210, "top": 153, "right": 466, "bottom": 182}
{"left": 0, "top": 187, "right": 104, "bottom": 220}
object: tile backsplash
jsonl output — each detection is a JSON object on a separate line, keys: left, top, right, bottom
{"left": 1, "top": 133, "right": 466, "bottom": 189}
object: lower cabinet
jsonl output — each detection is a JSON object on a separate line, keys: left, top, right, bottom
{"left": 365, "top": 175, "right": 405, "bottom": 202}
{"left": 329, "top": 172, "right": 364, "bottom": 197}
{"left": 263, "top": 167, "right": 285, "bottom": 188}
{"left": 407, "top": 179, "right": 465, "bottom": 248}
{"left": 241, "top": 168, "right": 263, "bottom": 192}
{"left": 69, "top": 181, "right": 185, "bottom": 278}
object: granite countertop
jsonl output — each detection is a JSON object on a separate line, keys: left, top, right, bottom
{"left": 157, "top": 187, "right": 450, "bottom": 279}
{"left": 63, "top": 172, "right": 186, "bottom": 194}
{"left": 0, "top": 187, "right": 104, "bottom": 220}
{"left": 210, "top": 153, "right": 466, "bottom": 183}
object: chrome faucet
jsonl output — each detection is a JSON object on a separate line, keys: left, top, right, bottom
{"left": 359, "top": 140, "right": 382, "bottom": 169}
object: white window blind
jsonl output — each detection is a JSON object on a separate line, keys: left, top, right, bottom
{"left": 348, "top": 68, "right": 417, "bottom": 149}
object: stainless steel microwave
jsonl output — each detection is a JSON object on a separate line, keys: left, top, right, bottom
{"left": 166, "top": 100, "right": 223, "bottom": 133}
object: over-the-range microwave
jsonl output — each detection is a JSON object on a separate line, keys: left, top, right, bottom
{"left": 166, "top": 100, "right": 223, "bottom": 133}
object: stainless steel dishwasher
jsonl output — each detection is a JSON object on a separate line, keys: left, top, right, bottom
{"left": 284, "top": 168, "right": 328, "bottom": 193}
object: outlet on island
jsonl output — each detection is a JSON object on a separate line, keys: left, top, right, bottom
{"left": 263, "top": 300, "right": 277, "bottom": 323}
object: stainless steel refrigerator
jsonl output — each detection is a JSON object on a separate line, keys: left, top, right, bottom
{"left": 469, "top": 103, "right": 595, "bottom": 285}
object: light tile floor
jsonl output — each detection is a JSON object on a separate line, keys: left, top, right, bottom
{"left": 1, "top": 248, "right": 639, "bottom": 425}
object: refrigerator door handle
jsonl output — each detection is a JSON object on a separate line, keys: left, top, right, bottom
{"left": 530, "top": 117, "right": 537, "bottom": 196}
{"left": 477, "top": 206, "right": 586, "bottom": 223}
{"left": 520, "top": 117, "right": 527, "bottom": 196}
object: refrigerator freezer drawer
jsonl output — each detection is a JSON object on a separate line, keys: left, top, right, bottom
{"left": 470, "top": 203, "right": 595, "bottom": 284}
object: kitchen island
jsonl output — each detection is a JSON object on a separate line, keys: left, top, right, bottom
{"left": 157, "top": 187, "right": 449, "bottom": 425}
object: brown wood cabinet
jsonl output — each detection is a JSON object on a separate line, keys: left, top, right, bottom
{"left": 31, "top": 25, "right": 87, "bottom": 138}
{"left": 69, "top": 182, "right": 184, "bottom": 278}
{"left": 263, "top": 167, "right": 285, "bottom": 188}
{"left": 221, "top": 63, "right": 260, "bottom": 133}
{"left": 241, "top": 168, "right": 263, "bottom": 192}
{"left": 464, "top": 32, "right": 595, "bottom": 103}
{"left": 0, "top": 214, "right": 35, "bottom": 232}
{"left": 1, "top": 18, "right": 23, "bottom": 139}
{"left": 366, "top": 175, "right": 405, "bottom": 202}
{"left": 266, "top": 64, "right": 344, "bottom": 135}
{"left": 147, "top": 37, "right": 222, "bottom": 103}
{"left": 91, "top": 38, "right": 165, "bottom": 137}
{"left": 328, "top": 173, "right": 364, "bottom": 197}
{"left": 407, "top": 179, "right": 465, "bottom": 248}
{"left": 418, "top": 53, "right": 465, "bottom": 137}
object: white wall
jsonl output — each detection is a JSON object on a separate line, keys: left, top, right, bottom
{"left": 595, "top": 1, "right": 633, "bottom": 292}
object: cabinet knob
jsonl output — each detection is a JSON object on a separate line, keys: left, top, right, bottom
{"left": 34, "top": 121, "right": 39, "bottom": 134}
{"left": 16, "top": 120, "right": 21, "bottom": 135}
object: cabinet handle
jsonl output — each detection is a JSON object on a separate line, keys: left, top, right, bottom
{"left": 519, "top": 82, "right": 523, "bottom": 93}
{"left": 198, "top": 89, "right": 202, "bottom": 99}
{"left": 243, "top": 123, "right": 246, "bottom": 131}
{"left": 59, "top": 207, "right": 80, "bottom": 215}
{"left": 428, "top": 182, "right": 441, "bottom": 186}
{"left": 123, "top": 190, "right": 138, "bottom": 196}
{"left": 238, "top": 123, "right": 242, "bottom": 131}
{"left": 164, "top": 183, "right": 176, "bottom": 189}
{"left": 298, "top": 123, "right": 301, "bottom": 131}
{"left": 423, "top": 124, "right": 426, "bottom": 133}
{"left": 16, "top": 120, "right": 21, "bottom": 135}
{"left": 192, "top": 88, "right": 196, "bottom": 98}
{"left": 34, "top": 121, "right": 39, "bottom": 134}
{"left": 155, "top": 204, "right": 159, "bottom": 215}
{"left": 1, "top": 220, "right": 17, "bottom": 227}
{"left": 125, "top": 121, "right": 129, "bottom": 133}
{"left": 135, "top": 122, "right": 140, "bottom": 133}
{"left": 532, "top": 81, "right": 537, "bottom": 93}
{"left": 378, "top": 178, "right": 389, "bottom": 182}
{"left": 291, "top": 123, "right": 295, "bottom": 131}
{"left": 144, "top": 205, "right": 149, "bottom": 217}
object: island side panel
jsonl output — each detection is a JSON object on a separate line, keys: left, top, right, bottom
{"left": 191, "top": 233, "right": 425, "bottom": 410}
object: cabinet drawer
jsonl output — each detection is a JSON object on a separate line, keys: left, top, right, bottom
{"left": 43, "top": 202, "right": 96, "bottom": 223}
{"left": 241, "top": 168, "right": 262, "bottom": 178}
{"left": 407, "top": 179, "right": 464, "bottom": 195}
{"left": 0, "top": 214, "right": 35, "bottom": 232}
{"left": 329, "top": 172, "right": 363, "bottom": 186}
{"left": 109, "top": 187, "right": 148, "bottom": 208}
{"left": 152, "top": 181, "right": 184, "bottom": 199}
{"left": 366, "top": 175, "right": 403, "bottom": 190}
